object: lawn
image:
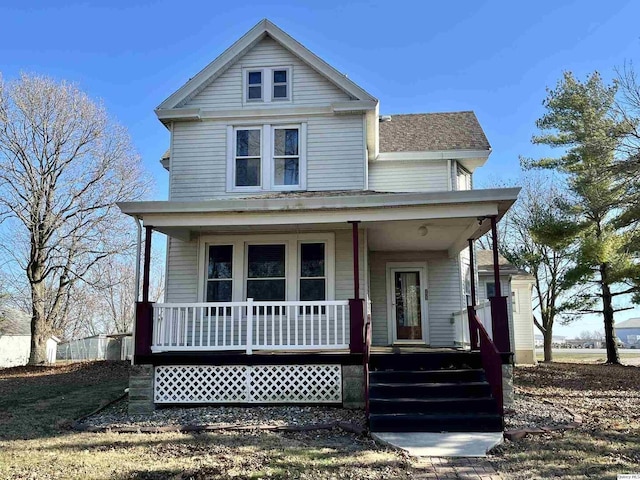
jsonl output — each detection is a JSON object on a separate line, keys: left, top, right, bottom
{"left": 535, "top": 350, "right": 640, "bottom": 365}
{"left": 491, "top": 362, "right": 640, "bottom": 479}
{"left": 1, "top": 360, "right": 639, "bottom": 479}
{"left": 0, "top": 361, "right": 411, "bottom": 480}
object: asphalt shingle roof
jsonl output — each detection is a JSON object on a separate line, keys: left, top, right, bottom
{"left": 379, "top": 111, "right": 491, "bottom": 153}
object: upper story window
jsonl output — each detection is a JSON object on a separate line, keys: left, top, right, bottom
{"left": 246, "top": 71, "right": 263, "bottom": 101}
{"left": 243, "top": 66, "right": 292, "bottom": 104}
{"left": 227, "top": 123, "right": 306, "bottom": 192}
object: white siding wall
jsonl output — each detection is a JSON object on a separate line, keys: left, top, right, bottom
{"left": 368, "top": 251, "right": 462, "bottom": 347}
{"left": 512, "top": 278, "right": 535, "bottom": 362}
{"left": 169, "top": 114, "right": 365, "bottom": 200}
{"left": 166, "top": 237, "right": 200, "bottom": 302}
{"left": 182, "top": 36, "right": 352, "bottom": 109}
{"left": 368, "top": 160, "right": 449, "bottom": 192}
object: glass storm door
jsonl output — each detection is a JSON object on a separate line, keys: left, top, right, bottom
{"left": 392, "top": 270, "right": 424, "bottom": 341}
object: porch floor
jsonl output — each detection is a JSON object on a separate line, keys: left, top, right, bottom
{"left": 371, "top": 346, "right": 467, "bottom": 354}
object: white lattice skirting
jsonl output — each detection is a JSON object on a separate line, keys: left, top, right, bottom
{"left": 154, "top": 365, "right": 342, "bottom": 404}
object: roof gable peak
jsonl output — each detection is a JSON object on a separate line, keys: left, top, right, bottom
{"left": 156, "top": 18, "right": 377, "bottom": 112}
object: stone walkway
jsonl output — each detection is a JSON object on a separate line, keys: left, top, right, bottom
{"left": 413, "top": 457, "right": 503, "bottom": 479}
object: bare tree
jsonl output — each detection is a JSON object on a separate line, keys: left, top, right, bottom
{"left": 0, "top": 73, "right": 150, "bottom": 364}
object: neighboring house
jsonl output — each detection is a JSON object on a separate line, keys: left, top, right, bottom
{"left": 0, "top": 307, "right": 59, "bottom": 367}
{"left": 615, "top": 318, "right": 640, "bottom": 347}
{"left": 476, "top": 251, "right": 536, "bottom": 365}
{"left": 119, "top": 19, "right": 520, "bottom": 433}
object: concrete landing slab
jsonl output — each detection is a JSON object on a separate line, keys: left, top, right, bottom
{"left": 372, "top": 431, "right": 503, "bottom": 457}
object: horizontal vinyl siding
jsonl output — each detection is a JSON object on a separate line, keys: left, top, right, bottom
{"left": 166, "top": 237, "right": 199, "bottom": 303}
{"left": 169, "top": 114, "right": 365, "bottom": 200}
{"left": 368, "top": 160, "right": 449, "bottom": 192}
{"left": 512, "top": 279, "right": 535, "bottom": 351}
{"left": 368, "top": 251, "right": 461, "bottom": 347}
{"left": 183, "top": 36, "right": 351, "bottom": 109}
{"left": 307, "top": 115, "right": 365, "bottom": 190}
{"left": 334, "top": 229, "right": 365, "bottom": 302}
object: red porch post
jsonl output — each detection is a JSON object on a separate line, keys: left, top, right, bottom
{"left": 467, "top": 239, "right": 479, "bottom": 350}
{"left": 348, "top": 221, "right": 364, "bottom": 354}
{"left": 489, "top": 216, "right": 511, "bottom": 353}
{"left": 135, "top": 225, "right": 154, "bottom": 358}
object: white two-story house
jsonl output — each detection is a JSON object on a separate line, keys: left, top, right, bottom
{"left": 119, "top": 19, "right": 519, "bottom": 433}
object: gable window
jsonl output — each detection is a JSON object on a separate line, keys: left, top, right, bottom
{"left": 246, "top": 70, "right": 263, "bottom": 101}
{"left": 246, "top": 244, "right": 286, "bottom": 301}
{"left": 272, "top": 68, "right": 289, "bottom": 100}
{"left": 234, "top": 128, "right": 261, "bottom": 187}
{"left": 206, "top": 245, "right": 233, "bottom": 302}
{"left": 273, "top": 127, "right": 299, "bottom": 186}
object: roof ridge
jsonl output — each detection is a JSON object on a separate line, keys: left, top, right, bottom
{"left": 381, "top": 111, "right": 476, "bottom": 116}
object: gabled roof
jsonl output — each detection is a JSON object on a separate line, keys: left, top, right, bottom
{"left": 379, "top": 112, "right": 490, "bottom": 153}
{"left": 0, "top": 307, "right": 31, "bottom": 335}
{"left": 476, "top": 250, "right": 532, "bottom": 277}
{"left": 156, "top": 18, "right": 377, "bottom": 112}
{"left": 616, "top": 318, "right": 640, "bottom": 329}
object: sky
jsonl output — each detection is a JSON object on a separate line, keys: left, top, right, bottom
{"left": 1, "top": 0, "right": 639, "bottom": 336}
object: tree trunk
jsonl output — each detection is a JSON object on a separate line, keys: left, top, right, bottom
{"left": 28, "top": 280, "right": 49, "bottom": 365}
{"left": 600, "top": 263, "right": 620, "bottom": 365}
{"left": 543, "top": 328, "right": 553, "bottom": 362}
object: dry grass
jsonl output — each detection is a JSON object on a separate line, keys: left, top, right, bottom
{"left": 0, "top": 361, "right": 410, "bottom": 479}
{"left": 535, "top": 350, "right": 640, "bottom": 365}
{"left": 491, "top": 363, "right": 640, "bottom": 479}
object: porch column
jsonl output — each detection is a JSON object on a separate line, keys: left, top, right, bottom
{"left": 348, "top": 221, "right": 364, "bottom": 354}
{"left": 135, "top": 225, "right": 154, "bottom": 359}
{"left": 489, "top": 216, "right": 511, "bottom": 353}
{"left": 468, "top": 239, "right": 479, "bottom": 350}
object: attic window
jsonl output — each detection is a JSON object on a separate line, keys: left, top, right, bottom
{"left": 272, "top": 69, "right": 289, "bottom": 100}
{"left": 247, "top": 70, "right": 263, "bottom": 101}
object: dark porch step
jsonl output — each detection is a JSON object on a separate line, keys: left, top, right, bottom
{"left": 369, "top": 412, "right": 503, "bottom": 432}
{"left": 369, "top": 381, "right": 492, "bottom": 399}
{"left": 369, "top": 352, "right": 482, "bottom": 371}
{"left": 369, "top": 396, "right": 499, "bottom": 414}
{"left": 370, "top": 369, "right": 486, "bottom": 384}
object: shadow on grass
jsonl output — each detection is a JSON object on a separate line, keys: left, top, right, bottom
{"left": 515, "top": 362, "right": 640, "bottom": 393}
{"left": 0, "top": 361, "right": 129, "bottom": 441}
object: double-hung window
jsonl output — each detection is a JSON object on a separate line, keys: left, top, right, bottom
{"left": 272, "top": 68, "right": 289, "bottom": 100}
{"left": 246, "top": 70, "right": 263, "bottom": 101}
{"left": 206, "top": 245, "right": 233, "bottom": 302}
{"left": 246, "top": 244, "right": 286, "bottom": 301}
{"left": 234, "top": 128, "right": 261, "bottom": 188}
{"left": 228, "top": 124, "right": 306, "bottom": 192}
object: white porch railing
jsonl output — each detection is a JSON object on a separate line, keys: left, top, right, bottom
{"left": 452, "top": 300, "right": 493, "bottom": 346}
{"left": 151, "top": 299, "right": 349, "bottom": 354}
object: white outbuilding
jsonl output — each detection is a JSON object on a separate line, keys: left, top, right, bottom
{"left": 0, "top": 307, "right": 60, "bottom": 367}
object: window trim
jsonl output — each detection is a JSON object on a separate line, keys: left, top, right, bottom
{"left": 226, "top": 123, "right": 306, "bottom": 193}
{"left": 271, "top": 67, "right": 291, "bottom": 102}
{"left": 197, "top": 233, "right": 335, "bottom": 303}
{"left": 242, "top": 66, "right": 293, "bottom": 104}
{"left": 245, "top": 69, "right": 264, "bottom": 102}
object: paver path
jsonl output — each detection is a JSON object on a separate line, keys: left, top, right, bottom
{"left": 413, "top": 457, "right": 503, "bottom": 480}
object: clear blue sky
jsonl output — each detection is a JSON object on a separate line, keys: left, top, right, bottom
{"left": 1, "top": 0, "right": 639, "bottom": 336}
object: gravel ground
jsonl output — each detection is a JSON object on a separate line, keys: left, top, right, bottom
{"left": 504, "top": 393, "right": 574, "bottom": 431}
{"left": 85, "top": 391, "right": 569, "bottom": 435}
{"left": 82, "top": 400, "right": 367, "bottom": 430}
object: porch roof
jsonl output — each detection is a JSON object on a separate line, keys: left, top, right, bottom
{"left": 118, "top": 188, "right": 519, "bottom": 255}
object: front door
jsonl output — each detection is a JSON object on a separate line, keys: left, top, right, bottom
{"left": 387, "top": 264, "right": 428, "bottom": 343}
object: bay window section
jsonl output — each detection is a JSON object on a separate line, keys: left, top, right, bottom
{"left": 273, "top": 127, "right": 300, "bottom": 187}
{"left": 247, "top": 244, "right": 286, "bottom": 301}
{"left": 235, "top": 128, "right": 261, "bottom": 187}
{"left": 206, "top": 245, "right": 233, "bottom": 302}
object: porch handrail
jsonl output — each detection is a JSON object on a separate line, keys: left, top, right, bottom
{"left": 363, "top": 306, "right": 372, "bottom": 418}
{"left": 469, "top": 312, "right": 504, "bottom": 417}
{"left": 152, "top": 299, "right": 349, "bottom": 354}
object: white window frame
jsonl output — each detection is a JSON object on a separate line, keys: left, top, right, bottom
{"left": 204, "top": 244, "right": 234, "bottom": 302}
{"left": 245, "top": 69, "right": 264, "bottom": 103}
{"left": 230, "top": 126, "right": 263, "bottom": 191}
{"left": 226, "top": 123, "right": 307, "bottom": 193}
{"left": 271, "top": 66, "right": 291, "bottom": 102}
{"left": 242, "top": 66, "right": 292, "bottom": 105}
{"left": 197, "top": 233, "right": 335, "bottom": 303}
{"left": 298, "top": 241, "right": 328, "bottom": 302}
